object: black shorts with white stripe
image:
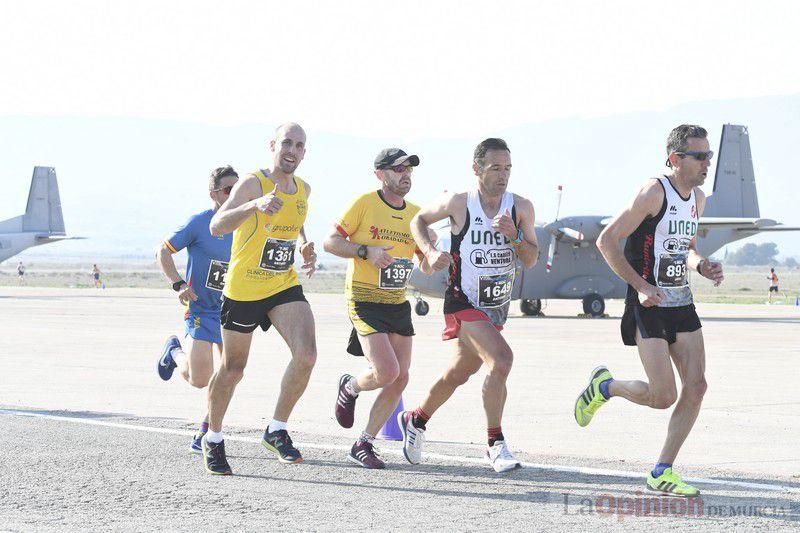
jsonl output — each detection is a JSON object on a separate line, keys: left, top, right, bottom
{"left": 220, "top": 285, "right": 307, "bottom": 334}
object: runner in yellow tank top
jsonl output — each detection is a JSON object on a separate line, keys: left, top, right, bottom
{"left": 202, "top": 122, "right": 319, "bottom": 475}
{"left": 225, "top": 169, "right": 308, "bottom": 301}
{"left": 324, "top": 147, "right": 432, "bottom": 469}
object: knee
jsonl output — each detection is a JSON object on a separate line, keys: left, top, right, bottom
{"left": 650, "top": 390, "right": 677, "bottom": 409}
{"left": 188, "top": 373, "right": 211, "bottom": 389}
{"left": 294, "top": 349, "right": 317, "bottom": 371}
{"left": 392, "top": 369, "right": 410, "bottom": 391}
{"left": 220, "top": 360, "right": 246, "bottom": 385}
{"left": 683, "top": 378, "right": 707, "bottom": 403}
{"left": 488, "top": 349, "right": 514, "bottom": 379}
{"left": 374, "top": 362, "right": 401, "bottom": 388}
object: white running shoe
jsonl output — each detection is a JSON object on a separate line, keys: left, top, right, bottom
{"left": 397, "top": 410, "right": 425, "bottom": 464}
{"left": 486, "top": 440, "right": 521, "bottom": 473}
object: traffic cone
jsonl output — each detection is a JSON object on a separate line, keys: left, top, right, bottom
{"left": 377, "top": 396, "right": 404, "bottom": 441}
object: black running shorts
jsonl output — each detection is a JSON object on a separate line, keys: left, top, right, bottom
{"left": 221, "top": 285, "right": 307, "bottom": 334}
{"left": 621, "top": 302, "right": 701, "bottom": 346}
{"left": 346, "top": 300, "right": 414, "bottom": 357}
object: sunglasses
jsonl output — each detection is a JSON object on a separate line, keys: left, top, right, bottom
{"left": 675, "top": 150, "right": 714, "bottom": 162}
{"left": 212, "top": 186, "right": 234, "bottom": 194}
{"left": 386, "top": 164, "right": 413, "bottom": 173}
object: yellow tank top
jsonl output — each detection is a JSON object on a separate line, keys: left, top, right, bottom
{"left": 224, "top": 170, "right": 309, "bottom": 301}
{"left": 336, "top": 191, "right": 420, "bottom": 305}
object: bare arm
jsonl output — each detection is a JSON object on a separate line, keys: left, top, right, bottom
{"left": 322, "top": 226, "right": 395, "bottom": 268}
{"left": 155, "top": 242, "right": 198, "bottom": 304}
{"left": 687, "top": 189, "right": 724, "bottom": 286}
{"left": 411, "top": 193, "right": 459, "bottom": 272}
{"left": 597, "top": 180, "right": 665, "bottom": 307}
{"left": 156, "top": 243, "right": 183, "bottom": 284}
{"left": 507, "top": 197, "right": 539, "bottom": 269}
{"left": 210, "top": 175, "right": 280, "bottom": 236}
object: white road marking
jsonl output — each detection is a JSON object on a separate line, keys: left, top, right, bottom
{"left": 3, "top": 408, "right": 798, "bottom": 494}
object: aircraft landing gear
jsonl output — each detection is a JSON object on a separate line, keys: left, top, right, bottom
{"left": 582, "top": 294, "right": 605, "bottom": 317}
{"left": 415, "top": 299, "right": 430, "bottom": 316}
{"left": 520, "top": 298, "right": 542, "bottom": 316}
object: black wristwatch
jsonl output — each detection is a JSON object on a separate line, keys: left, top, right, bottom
{"left": 357, "top": 244, "right": 368, "bottom": 260}
{"left": 172, "top": 280, "right": 187, "bottom": 291}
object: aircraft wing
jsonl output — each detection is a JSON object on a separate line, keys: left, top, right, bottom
{"left": 600, "top": 217, "right": 800, "bottom": 232}
{"left": 35, "top": 235, "right": 86, "bottom": 243}
{"left": 698, "top": 218, "right": 800, "bottom": 231}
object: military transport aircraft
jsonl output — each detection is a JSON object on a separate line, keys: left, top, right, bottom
{"left": 0, "top": 167, "right": 81, "bottom": 262}
{"left": 408, "top": 124, "right": 800, "bottom": 317}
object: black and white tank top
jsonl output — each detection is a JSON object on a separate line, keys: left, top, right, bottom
{"left": 444, "top": 190, "right": 518, "bottom": 324}
{"left": 624, "top": 176, "right": 697, "bottom": 307}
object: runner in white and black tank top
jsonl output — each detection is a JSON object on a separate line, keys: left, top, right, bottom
{"left": 444, "top": 190, "right": 518, "bottom": 326}
{"left": 624, "top": 176, "right": 697, "bottom": 308}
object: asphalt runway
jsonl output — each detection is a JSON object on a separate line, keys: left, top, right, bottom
{"left": 1, "top": 287, "right": 799, "bottom": 530}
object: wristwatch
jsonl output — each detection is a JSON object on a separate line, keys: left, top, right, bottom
{"left": 510, "top": 228, "right": 523, "bottom": 246}
{"left": 357, "top": 244, "right": 368, "bottom": 260}
{"left": 172, "top": 280, "right": 187, "bottom": 291}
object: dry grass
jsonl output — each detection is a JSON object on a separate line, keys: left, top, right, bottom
{"left": 2, "top": 262, "right": 798, "bottom": 305}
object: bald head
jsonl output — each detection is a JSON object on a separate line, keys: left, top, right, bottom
{"left": 270, "top": 122, "right": 307, "bottom": 175}
{"left": 275, "top": 122, "right": 306, "bottom": 140}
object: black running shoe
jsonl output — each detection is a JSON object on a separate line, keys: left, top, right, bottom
{"left": 262, "top": 428, "right": 303, "bottom": 464}
{"left": 347, "top": 440, "right": 386, "bottom": 469}
{"left": 335, "top": 374, "right": 357, "bottom": 428}
{"left": 201, "top": 436, "right": 232, "bottom": 475}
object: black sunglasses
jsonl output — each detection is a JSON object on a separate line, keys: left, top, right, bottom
{"left": 675, "top": 150, "right": 714, "bottom": 162}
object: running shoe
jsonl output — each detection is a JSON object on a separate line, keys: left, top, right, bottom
{"left": 262, "top": 428, "right": 303, "bottom": 464}
{"left": 647, "top": 468, "right": 700, "bottom": 497}
{"left": 157, "top": 336, "right": 180, "bottom": 381}
{"left": 347, "top": 440, "right": 386, "bottom": 469}
{"left": 397, "top": 410, "right": 425, "bottom": 464}
{"left": 574, "top": 365, "right": 613, "bottom": 427}
{"left": 201, "top": 436, "right": 232, "bottom": 475}
{"left": 335, "top": 374, "right": 357, "bottom": 429}
{"left": 486, "top": 440, "right": 521, "bottom": 473}
{"left": 190, "top": 430, "right": 206, "bottom": 454}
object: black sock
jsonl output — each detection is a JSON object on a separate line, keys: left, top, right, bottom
{"left": 488, "top": 433, "right": 505, "bottom": 447}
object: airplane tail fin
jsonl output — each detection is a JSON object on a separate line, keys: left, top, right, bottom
{"left": 702, "top": 124, "right": 760, "bottom": 218}
{"left": 22, "top": 166, "right": 65, "bottom": 234}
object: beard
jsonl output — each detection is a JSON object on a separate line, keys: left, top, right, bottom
{"left": 388, "top": 181, "right": 410, "bottom": 197}
{"left": 278, "top": 159, "right": 299, "bottom": 174}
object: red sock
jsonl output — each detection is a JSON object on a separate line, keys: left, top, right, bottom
{"left": 412, "top": 407, "right": 430, "bottom": 429}
{"left": 488, "top": 426, "right": 504, "bottom": 445}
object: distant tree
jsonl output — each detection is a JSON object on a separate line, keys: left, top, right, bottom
{"left": 726, "top": 242, "right": 780, "bottom": 266}
{"left": 784, "top": 256, "right": 799, "bottom": 269}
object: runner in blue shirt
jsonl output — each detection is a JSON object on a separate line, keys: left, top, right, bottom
{"left": 155, "top": 166, "right": 239, "bottom": 452}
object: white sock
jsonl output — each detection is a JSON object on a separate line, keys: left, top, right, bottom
{"left": 268, "top": 419, "right": 287, "bottom": 433}
{"left": 171, "top": 347, "right": 186, "bottom": 366}
{"left": 206, "top": 430, "right": 223, "bottom": 443}
{"left": 358, "top": 431, "right": 375, "bottom": 443}
{"left": 345, "top": 377, "right": 359, "bottom": 396}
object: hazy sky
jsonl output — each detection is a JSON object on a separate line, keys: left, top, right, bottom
{"left": 1, "top": 1, "right": 799, "bottom": 261}
{"left": 2, "top": 1, "right": 799, "bottom": 138}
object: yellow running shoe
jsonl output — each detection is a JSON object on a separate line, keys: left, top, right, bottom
{"left": 574, "top": 366, "right": 613, "bottom": 427}
{"left": 647, "top": 468, "right": 700, "bottom": 497}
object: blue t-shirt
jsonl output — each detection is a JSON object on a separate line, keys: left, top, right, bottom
{"left": 165, "top": 209, "right": 232, "bottom": 316}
